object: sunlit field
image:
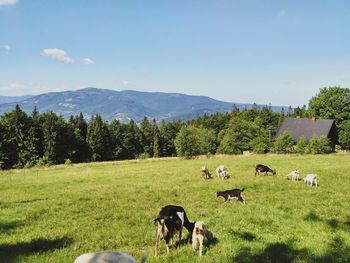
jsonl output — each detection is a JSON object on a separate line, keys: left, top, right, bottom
{"left": 1, "top": 154, "right": 349, "bottom": 263}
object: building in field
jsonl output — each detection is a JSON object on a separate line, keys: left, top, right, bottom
{"left": 275, "top": 117, "right": 338, "bottom": 149}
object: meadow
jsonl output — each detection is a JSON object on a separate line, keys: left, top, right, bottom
{"left": 0, "top": 154, "right": 350, "bottom": 263}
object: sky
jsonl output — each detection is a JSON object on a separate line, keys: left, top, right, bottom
{"left": 0, "top": 0, "right": 349, "bottom": 106}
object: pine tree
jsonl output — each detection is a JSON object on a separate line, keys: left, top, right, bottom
{"left": 140, "top": 117, "right": 153, "bottom": 157}
{"left": 87, "top": 114, "right": 113, "bottom": 161}
{"left": 42, "top": 112, "right": 59, "bottom": 164}
{"left": 151, "top": 119, "right": 160, "bottom": 158}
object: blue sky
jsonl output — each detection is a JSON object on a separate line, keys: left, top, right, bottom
{"left": 0, "top": 0, "right": 349, "bottom": 106}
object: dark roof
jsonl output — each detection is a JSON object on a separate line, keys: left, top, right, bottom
{"left": 276, "top": 118, "right": 335, "bottom": 141}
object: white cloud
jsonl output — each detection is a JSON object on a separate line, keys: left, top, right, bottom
{"left": 122, "top": 80, "right": 129, "bottom": 86}
{"left": 277, "top": 10, "right": 287, "bottom": 17}
{"left": 81, "top": 58, "right": 94, "bottom": 65}
{"left": 0, "top": 44, "right": 11, "bottom": 55}
{"left": 0, "top": 82, "right": 28, "bottom": 95}
{"left": 0, "top": 82, "right": 70, "bottom": 96}
{"left": 9, "top": 82, "right": 25, "bottom": 89}
{"left": 0, "top": 0, "right": 17, "bottom": 7}
{"left": 41, "top": 48, "right": 74, "bottom": 64}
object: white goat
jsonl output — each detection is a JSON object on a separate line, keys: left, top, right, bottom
{"left": 74, "top": 251, "right": 137, "bottom": 263}
{"left": 216, "top": 165, "right": 229, "bottom": 180}
{"left": 285, "top": 170, "right": 300, "bottom": 181}
{"left": 201, "top": 166, "right": 212, "bottom": 179}
{"left": 192, "top": 221, "right": 214, "bottom": 256}
{"left": 304, "top": 174, "right": 318, "bottom": 187}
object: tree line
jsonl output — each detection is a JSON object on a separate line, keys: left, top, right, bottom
{"left": 0, "top": 86, "right": 349, "bottom": 169}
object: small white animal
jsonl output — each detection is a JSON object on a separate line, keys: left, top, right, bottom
{"left": 285, "top": 170, "right": 300, "bottom": 181}
{"left": 216, "top": 165, "right": 230, "bottom": 179}
{"left": 201, "top": 166, "right": 212, "bottom": 179}
{"left": 304, "top": 173, "right": 318, "bottom": 187}
{"left": 192, "top": 221, "right": 214, "bottom": 256}
{"left": 74, "top": 251, "right": 137, "bottom": 263}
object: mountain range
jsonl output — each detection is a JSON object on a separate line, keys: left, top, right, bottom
{"left": 0, "top": 88, "right": 285, "bottom": 122}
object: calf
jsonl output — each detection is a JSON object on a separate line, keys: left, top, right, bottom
{"left": 216, "top": 188, "right": 246, "bottom": 204}
{"left": 192, "top": 221, "right": 214, "bottom": 256}
{"left": 304, "top": 174, "right": 318, "bottom": 187}
{"left": 255, "top": 164, "right": 276, "bottom": 176}
{"left": 201, "top": 166, "right": 212, "bottom": 179}
{"left": 216, "top": 165, "right": 230, "bottom": 179}
{"left": 285, "top": 170, "right": 300, "bottom": 181}
{"left": 154, "top": 205, "right": 195, "bottom": 256}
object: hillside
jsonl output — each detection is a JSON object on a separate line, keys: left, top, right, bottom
{"left": 0, "top": 88, "right": 285, "bottom": 122}
{"left": 0, "top": 154, "right": 349, "bottom": 262}
{"left": 0, "top": 95, "right": 32, "bottom": 104}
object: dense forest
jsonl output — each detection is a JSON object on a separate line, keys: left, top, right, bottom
{"left": 0, "top": 86, "right": 349, "bottom": 169}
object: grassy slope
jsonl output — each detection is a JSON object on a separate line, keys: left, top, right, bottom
{"left": 0, "top": 154, "right": 349, "bottom": 263}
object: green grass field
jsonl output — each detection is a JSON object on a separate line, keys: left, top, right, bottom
{"left": 1, "top": 154, "right": 350, "bottom": 263}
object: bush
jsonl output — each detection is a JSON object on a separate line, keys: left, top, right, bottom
{"left": 295, "top": 136, "right": 308, "bottom": 153}
{"left": 65, "top": 159, "right": 73, "bottom": 165}
{"left": 250, "top": 136, "right": 270, "bottom": 154}
{"left": 217, "top": 118, "right": 259, "bottom": 154}
{"left": 35, "top": 157, "right": 51, "bottom": 167}
{"left": 24, "top": 161, "right": 36, "bottom": 169}
{"left": 307, "top": 135, "right": 332, "bottom": 154}
{"left": 273, "top": 131, "right": 294, "bottom": 154}
{"left": 138, "top": 153, "right": 150, "bottom": 160}
{"left": 174, "top": 126, "right": 216, "bottom": 158}
{"left": 339, "top": 120, "right": 350, "bottom": 150}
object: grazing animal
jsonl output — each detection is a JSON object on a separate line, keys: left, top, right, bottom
{"left": 192, "top": 221, "right": 214, "bottom": 256}
{"left": 216, "top": 188, "right": 246, "bottom": 204}
{"left": 74, "top": 251, "right": 138, "bottom": 263}
{"left": 201, "top": 166, "right": 212, "bottom": 179}
{"left": 255, "top": 164, "right": 276, "bottom": 176}
{"left": 285, "top": 170, "right": 300, "bottom": 181}
{"left": 154, "top": 205, "right": 195, "bottom": 256}
{"left": 304, "top": 174, "right": 318, "bottom": 187}
{"left": 216, "top": 165, "right": 230, "bottom": 179}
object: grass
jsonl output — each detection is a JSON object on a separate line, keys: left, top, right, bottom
{"left": 1, "top": 154, "right": 350, "bottom": 263}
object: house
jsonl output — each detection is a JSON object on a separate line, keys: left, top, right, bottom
{"left": 275, "top": 117, "right": 338, "bottom": 149}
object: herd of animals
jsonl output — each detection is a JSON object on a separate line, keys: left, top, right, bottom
{"left": 74, "top": 163, "right": 319, "bottom": 263}
{"left": 152, "top": 164, "right": 319, "bottom": 258}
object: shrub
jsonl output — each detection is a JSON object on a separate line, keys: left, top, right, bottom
{"left": 339, "top": 120, "right": 350, "bottom": 150}
{"left": 217, "top": 118, "right": 259, "bottom": 154}
{"left": 250, "top": 136, "right": 270, "bottom": 154}
{"left": 295, "top": 136, "right": 308, "bottom": 153}
{"left": 174, "top": 126, "right": 216, "bottom": 158}
{"left": 307, "top": 135, "right": 332, "bottom": 154}
{"left": 138, "top": 153, "right": 150, "bottom": 160}
{"left": 273, "top": 131, "right": 295, "bottom": 154}
{"left": 65, "top": 159, "right": 73, "bottom": 165}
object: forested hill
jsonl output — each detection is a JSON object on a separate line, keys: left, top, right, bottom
{"left": 0, "top": 88, "right": 285, "bottom": 122}
{"left": 0, "top": 95, "right": 32, "bottom": 104}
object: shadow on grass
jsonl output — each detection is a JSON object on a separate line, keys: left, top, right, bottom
{"left": 345, "top": 217, "right": 350, "bottom": 229}
{"left": 174, "top": 233, "right": 219, "bottom": 251}
{"left": 0, "top": 220, "right": 23, "bottom": 233}
{"left": 232, "top": 242, "right": 309, "bottom": 263}
{"left": 304, "top": 211, "right": 322, "bottom": 222}
{"left": 12, "top": 198, "right": 47, "bottom": 204}
{"left": 0, "top": 236, "right": 73, "bottom": 262}
{"left": 229, "top": 229, "right": 257, "bottom": 241}
{"left": 304, "top": 211, "right": 350, "bottom": 231}
{"left": 232, "top": 237, "right": 350, "bottom": 263}
{"left": 327, "top": 218, "right": 339, "bottom": 229}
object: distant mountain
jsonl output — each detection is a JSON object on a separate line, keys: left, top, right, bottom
{"left": 0, "top": 95, "right": 33, "bottom": 104}
{"left": 0, "top": 88, "right": 285, "bottom": 122}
